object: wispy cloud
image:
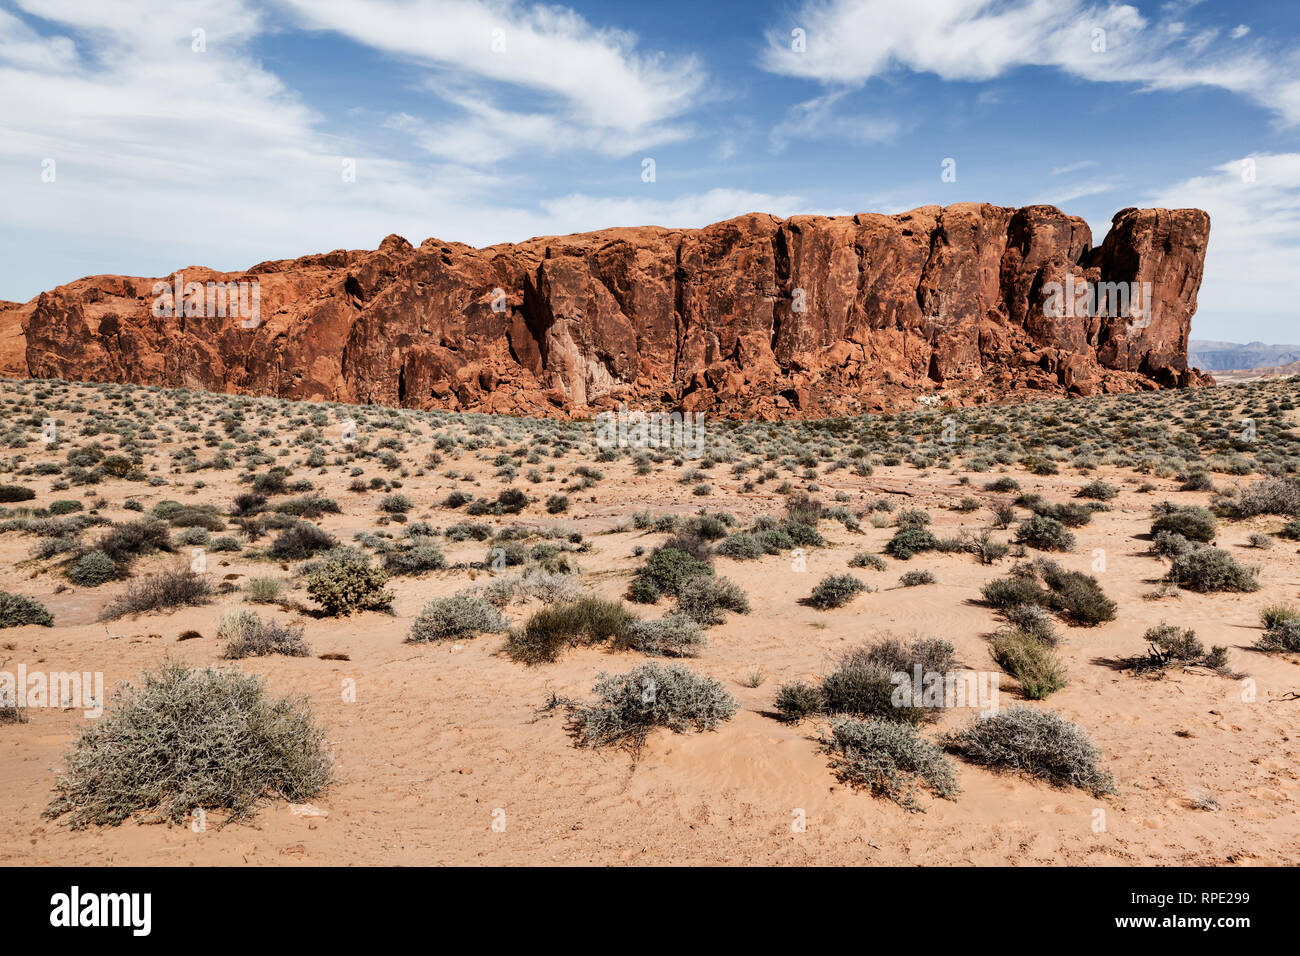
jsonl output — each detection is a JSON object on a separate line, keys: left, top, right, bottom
{"left": 761, "top": 0, "right": 1300, "bottom": 126}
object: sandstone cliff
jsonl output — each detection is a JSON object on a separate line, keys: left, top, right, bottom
{"left": 0, "top": 203, "right": 1211, "bottom": 418}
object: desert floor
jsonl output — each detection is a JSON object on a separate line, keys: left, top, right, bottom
{"left": 1, "top": 380, "right": 1298, "bottom": 866}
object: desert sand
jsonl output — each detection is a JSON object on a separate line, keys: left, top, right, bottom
{"left": 1, "top": 377, "right": 1297, "bottom": 866}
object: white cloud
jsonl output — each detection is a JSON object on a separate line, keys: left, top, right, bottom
{"left": 0, "top": 0, "right": 721, "bottom": 300}
{"left": 1142, "top": 153, "right": 1300, "bottom": 341}
{"left": 762, "top": 0, "right": 1300, "bottom": 126}
{"left": 769, "top": 90, "right": 902, "bottom": 151}
{"left": 278, "top": 0, "right": 706, "bottom": 162}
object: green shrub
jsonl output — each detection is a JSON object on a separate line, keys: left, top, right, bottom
{"left": 715, "top": 532, "right": 765, "bottom": 560}
{"left": 1033, "top": 501, "right": 1093, "bottom": 528}
{"left": 575, "top": 662, "right": 737, "bottom": 750}
{"left": 96, "top": 519, "right": 173, "bottom": 563}
{"left": 1076, "top": 480, "right": 1118, "bottom": 501}
{"left": 304, "top": 560, "right": 393, "bottom": 616}
{"left": 990, "top": 630, "right": 1067, "bottom": 699}
{"left": 382, "top": 544, "right": 448, "bottom": 575}
{"left": 821, "top": 718, "right": 959, "bottom": 812}
{"left": 676, "top": 575, "right": 750, "bottom": 625}
{"left": 616, "top": 612, "right": 706, "bottom": 657}
{"left": 508, "top": 597, "right": 634, "bottom": 664}
{"left": 379, "top": 493, "right": 412, "bottom": 515}
{"left": 849, "top": 551, "right": 887, "bottom": 571}
{"left": 99, "top": 568, "right": 213, "bottom": 620}
{"left": 820, "top": 654, "right": 919, "bottom": 724}
{"left": 806, "top": 573, "right": 868, "bottom": 609}
{"left": 943, "top": 707, "right": 1116, "bottom": 796}
{"left": 883, "top": 526, "right": 938, "bottom": 560}
{"left": 1039, "top": 564, "right": 1117, "bottom": 626}
{"left": 269, "top": 522, "right": 336, "bottom": 560}
{"left": 244, "top": 575, "right": 285, "bottom": 604}
{"left": 1014, "top": 515, "right": 1075, "bottom": 552}
{"left": 1257, "top": 604, "right": 1300, "bottom": 652}
{"left": 1167, "top": 547, "right": 1259, "bottom": 593}
{"left": 0, "top": 591, "right": 54, "bottom": 627}
{"left": 0, "top": 484, "right": 35, "bottom": 502}
{"left": 628, "top": 546, "right": 712, "bottom": 603}
{"left": 407, "top": 593, "right": 507, "bottom": 643}
{"left": 44, "top": 661, "right": 331, "bottom": 828}
{"left": 1151, "top": 503, "right": 1216, "bottom": 543}
{"left": 774, "top": 681, "right": 824, "bottom": 721}
{"left": 49, "top": 499, "right": 83, "bottom": 515}
{"left": 67, "top": 550, "right": 118, "bottom": 587}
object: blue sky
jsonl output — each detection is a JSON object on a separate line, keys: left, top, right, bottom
{"left": 1, "top": 0, "right": 1298, "bottom": 341}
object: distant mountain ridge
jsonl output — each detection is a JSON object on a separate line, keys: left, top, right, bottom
{"left": 1189, "top": 340, "right": 1300, "bottom": 371}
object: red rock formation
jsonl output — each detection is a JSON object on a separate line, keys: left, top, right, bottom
{"left": 0, "top": 203, "right": 1211, "bottom": 418}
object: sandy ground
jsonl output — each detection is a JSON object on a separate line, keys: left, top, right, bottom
{"left": 1, "top": 392, "right": 1298, "bottom": 866}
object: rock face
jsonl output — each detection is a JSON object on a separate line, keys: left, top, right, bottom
{"left": 0, "top": 203, "right": 1211, "bottom": 418}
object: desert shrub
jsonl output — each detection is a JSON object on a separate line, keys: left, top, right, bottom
{"left": 67, "top": 550, "right": 118, "bottom": 587}
{"left": 44, "top": 661, "right": 330, "bottom": 828}
{"left": 244, "top": 575, "right": 285, "bottom": 604}
{"left": 218, "top": 611, "right": 310, "bottom": 659}
{"left": 273, "top": 496, "right": 339, "bottom": 519}
{"left": 210, "top": 536, "right": 241, "bottom": 552}
{"left": 860, "top": 635, "right": 958, "bottom": 681}
{"left": 676, "top": 575, "right": 750, "bottom": 625}
{"left": 715, "top": 532, "right": 764, "bottom": 560}
{"left": 378, "top": 493, "right": 412, "bottom": 515}
{"left": 162, "top": 505, "right": 226, "bottom": 531}
{"left": 1039, "top": 564, "right": 1117, "bottom": 625}
{"left": 441, "top": 490, "right": 471, "bottom": 508}
{"left": 1076, "top": 480, "right": 1118, "bottom": 501}
{"left": 269, "top": 522, "right": 336, "bottom": 560}
{"left": 628, "top": 547, "right": 712, "bottom": 603}
{"left": 574, "top": 662, "right": 737, "bottom": 750}
{"left": 0, "top": 591, "right": 54, "bottom": 627}
{"left": 1033, "top": 501, "right": 1093, "bottom": 528}
{"left": 407, "top": 593, "right": 507, "bottom": 643}
{"left": 1150, "top": 503, "right": 1216, "bottom": 543}
{"left": 943, "top": 707, "right": 1116, "bottom": 796}
{"left": 232, "top": 492, "right": 266, "bottom": 516}
{"left": 99, "top": 568, "right": 213, "bottom": 620}
{"left": 1167, "top": 547, "right": 1259, "bottom": 593}
{"left": 1278, "top": 519, "right": 1300, "bottom": 541}
{"left": 382, "top": 544, "right": 448, "bottom": 575}
{"left": 821, "top": 718, "right": 959, "bottom": 812}
{"left": 899, "top": 569, "right": 935, "bottom": 587}
{"left": 848, "top": 551, "right": 887, "bottom": 571}
{"left": 0, "top": 484, "right": 35, "bottom": 502}
{"left": 785, "top": 492, "right": 823, "bottom": 526}
{"left": 985, "top": 477, "right": 1020, "bottom": 493}
{"left": 1003, "top": 604, "right": 1060, "bottom": 645}
{"left": 774, "top": 681, "right": 825, "bottom": 721}
{"left": 495, "top": 488, "right": 528, "bottom": 514}
{"left": 990, "top": 630, "right": 1067, "bottom": 699}
{"left": 1150, "top": 530, "right": 1192, "bottom": 557}
{"left": 508, "top": 597, "right": 634, "bottom": 664}
{"left": 1257, "top": 604, "right": 1300, "bottom": 652}
{"left": 806, "top": 573, "right": 868, "bottom": 609}
{"left": 1014, "top": 515, "right": 1075, "bottom": 552}
{"left": 1179, "top": 470, "right": 1214, "bottom": 492}
{"left": 616, "top": 612, "right": 706, "bottom": 657}
{"left": 980, "top": 575, "right": 1044, "bottom": 610}
{"left": 820, "top": 654, "right": 919, "bottom": 724}
{"left": 883, "top": 526, "right": 938, "bottom": 559}
{"left": 1230, "top": 476, "right": 1300, "bottom": 517}
{"left": 96, "top": 518, "right": 173, "bottom": 562}
{"left": 49, "top": 499, "right": 83, "bottom": 515}
{"left": 304, "top": 560, "right": 393, "bottom": 616}
{"left": 545, "top": 494, "right": 569, "bottom": 514}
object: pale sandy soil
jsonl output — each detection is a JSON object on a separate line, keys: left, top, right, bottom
{"left": 1, "top": 385, "right": 1298, "bottom": 866}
